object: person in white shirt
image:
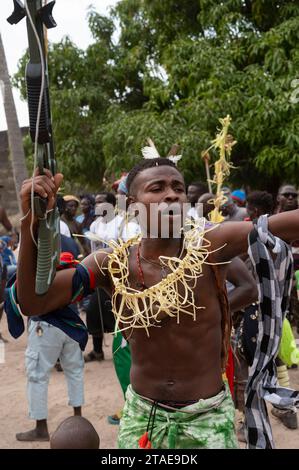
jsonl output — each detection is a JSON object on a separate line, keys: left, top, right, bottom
{"left": 60, "top": 220, "right": 71, "bottom": 237}
{"left": 89, "top": 193, "right": 140, "bottom": 251}
{"left": 84, "top": 191, "right": 140, "bottom": 362}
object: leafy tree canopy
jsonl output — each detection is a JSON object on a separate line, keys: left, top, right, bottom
{"left": 14, "top": 0, "right": 299, "bottom": 192}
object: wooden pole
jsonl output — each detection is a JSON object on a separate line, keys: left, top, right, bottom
{"left": 201, "top": 151, "right": 212, "bottom": 193}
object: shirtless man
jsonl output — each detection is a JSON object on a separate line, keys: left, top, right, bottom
{"left": 221, "top": 194, "right": 248, "bottom": 221}
{"left": 276, "top": 184, "right": 298, "bottom": 213}
{"left": 16, "top": 159, "right": 299, "bottom": 449}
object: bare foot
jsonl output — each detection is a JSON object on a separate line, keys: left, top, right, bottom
{"left": 16, "top": 429, "right": 50, "bottom": 442}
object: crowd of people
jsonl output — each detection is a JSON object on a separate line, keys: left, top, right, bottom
{"left": 0, "top": 166, "right": 299, "bottom": 449}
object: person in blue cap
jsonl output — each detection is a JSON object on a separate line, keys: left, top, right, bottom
{"left": 231, "top": 189, "right": 246, "bottom": 208}
{"left": 221, "top": 193, "right": 248, "bottom": 221}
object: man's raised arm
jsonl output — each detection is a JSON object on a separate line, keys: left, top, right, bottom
{"left": 208, "top": 209, "right": 299, "bottom": 262}
{"left": 17, "top": 171, "right": 109, "bottom": 316}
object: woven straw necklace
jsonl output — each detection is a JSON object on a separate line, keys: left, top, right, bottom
{"left": 94, "top": 219, "right": 224, "bottom": 336}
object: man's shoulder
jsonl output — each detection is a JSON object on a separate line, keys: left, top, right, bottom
{"left": 83, "top": 247, "right": 112, "bottom": 286}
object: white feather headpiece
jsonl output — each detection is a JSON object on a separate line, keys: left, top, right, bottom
{"left": 141, "top": 138, "right": 160, "bottom": 159}
{"left": 167, "top": 154, "right": 182, "bottom": 164}
{"left": 141, "top": 138, "right": 182, "bottom": 165}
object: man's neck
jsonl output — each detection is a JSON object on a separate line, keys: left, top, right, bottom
{"left": 140, "top": 236, "right": 182, "bottom": 261}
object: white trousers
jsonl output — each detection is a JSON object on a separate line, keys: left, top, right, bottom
{"left": 25, "top": 320, "right": 84, "bottom": 420}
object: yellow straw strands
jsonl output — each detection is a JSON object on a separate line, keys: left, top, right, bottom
{"left": 93, "top": 221, "right": 222, "bottom": 337}
{"left": 203, "top": 115, "right": 236, "bottom": 223}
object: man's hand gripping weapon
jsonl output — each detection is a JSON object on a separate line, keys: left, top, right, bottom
{"left": 7, "top": 0, "right": 60, "bottom": 295}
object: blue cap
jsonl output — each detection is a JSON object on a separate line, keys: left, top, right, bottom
{"left": 231, "top": 189, "right": 246, "bottom": 202}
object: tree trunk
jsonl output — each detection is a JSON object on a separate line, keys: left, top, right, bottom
{"left": 0, "top": 33, "right": 28, "bottom": 212}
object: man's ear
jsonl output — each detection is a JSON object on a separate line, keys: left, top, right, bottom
{"left": 127, "top": 195, "right": 135, "bottom": 206}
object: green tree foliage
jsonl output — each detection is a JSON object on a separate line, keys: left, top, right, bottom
{"left": 14, "top": 0, "right": 299, "bottom": 191}
{"left": 14, "top": 14, "right": 116, "bottom": 190}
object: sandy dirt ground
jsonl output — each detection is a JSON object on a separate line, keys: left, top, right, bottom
{"left": 0, "top": 319, "right": 298, "bottom": 449}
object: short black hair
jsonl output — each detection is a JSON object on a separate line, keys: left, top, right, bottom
{"left": 247, "top": 191, "right": 273, "bottom": 214}
{"left": 278, "top": 184, "right": 297, "bottom": 194}
{"left": 189, "top": 181, "right": 208, "bottom": 189}
{"left": 56, "top": 195, "right": 65, "bottom": 216}
{"left": 188, "top": 181, "right": 209, "bottom": 193}
{"left": 96, "top": 191, "right": 116, "bottom": 207}
{"left": 50, "top": 416, "right": 99, "bottom": 449}
{"left": 126, "top": 158, "right": 178, "bottom": 194}
{"left": 79, "top": 193, "right": 95, "bottom": 206}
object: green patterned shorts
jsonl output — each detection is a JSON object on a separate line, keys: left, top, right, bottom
{"left": 117, "top": 384, "right": 238, "bottom": 449}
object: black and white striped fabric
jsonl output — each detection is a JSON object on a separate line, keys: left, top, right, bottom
{"left": 245, "top": 215, "right": 299, "bottom": 449}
